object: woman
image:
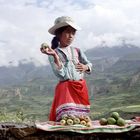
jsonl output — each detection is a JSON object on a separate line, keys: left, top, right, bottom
{"left": 41, "top": 16, "right": 92, "bottom": 122}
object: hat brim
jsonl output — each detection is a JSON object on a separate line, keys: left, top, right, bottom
{"left": 48, "top": 21, "right": 81, "bottom": 35}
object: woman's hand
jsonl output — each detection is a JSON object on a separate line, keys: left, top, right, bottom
{"left": 40, "top": 46, "right": 56, "bottom": 56}
{"left": 40, "top": 43, "right": 62, "bottom": 69}
{"left": 75, "top": 63, "right": 89, "bottom": 73}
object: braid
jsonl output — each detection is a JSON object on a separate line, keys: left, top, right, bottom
{"left": 51, "top": 36, "right": 59, "bottom": 49}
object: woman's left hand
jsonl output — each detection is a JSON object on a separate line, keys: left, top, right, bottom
{"left": 75, "top": 63, "right": 89, "bottom": 73}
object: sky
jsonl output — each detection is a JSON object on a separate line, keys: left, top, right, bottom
{"left": 0, "top": 0, "right": 140, "bottom": 66}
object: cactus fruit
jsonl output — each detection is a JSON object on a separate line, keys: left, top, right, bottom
{"left": 60, "top": 119, "right": 66, "bottom": 125}
{"left": 67, "top": 119, "right": 74, "bottom": 125}
{"left": 117, "top": 117, "right": 126, "bottom": 126}
{"left": 79, "top": 115, "right": 85, "bottom": 120}
{"left": 84, "top": 116, "right": 91, "bottom": 122}
{"left": 73, "top": 117, "right": 80, "bottom": 124}
{"left": 107, "top": 117, "right": 116, "bottom": 125}
{"left": 86, "top": 122, "right": 92, "bottom": 127}
{"left": 61, "top": 114, "right": 68, "bottom": 120}
{"left": 99, "top": 112, "right": 126, "bottom": 126}
{"left": 80, "top": 120, "right": 87, "bottom": 126}
{"left": 59, "top": 114, "right": 92, "bottom": 127}
{"left": 99, "top": 118, "right": 108, "bottom": 125}
{"left": 111, "top": 112, "right": 120, "bottom": 120}
{"left": 41, "top": 42, "right": 49, "bottom": 49}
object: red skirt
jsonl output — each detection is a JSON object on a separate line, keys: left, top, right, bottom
{"left": 49, "top": 79, "right": 90, "bottom": 121}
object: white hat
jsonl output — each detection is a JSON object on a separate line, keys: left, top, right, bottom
{"left": 48, "top": 16, "right": 81, "bottom": 35}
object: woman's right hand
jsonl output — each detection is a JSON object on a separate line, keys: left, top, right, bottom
{"left": 40, "top": 46, "right": 56, "bottom": 56}
{"left": 40, "top": 42, "right": 57, "bottom": 56}
{"left": 40, "top": 43, "right": 62, "bottom": 68}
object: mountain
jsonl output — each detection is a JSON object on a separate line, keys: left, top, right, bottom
{"left": 106, "top": 52, "right": 140, "bottom": 74}
{"left": 85, "top": 44, "right": 140, "bottom": 59}
{"left": 85, "top": 45, "right": 140, "bottom": 73}
{"left": 0, "top": 45, "right": 140, "bottom": 86}
{"left": 0, "top": 61, "right": 55, "bottom": 86}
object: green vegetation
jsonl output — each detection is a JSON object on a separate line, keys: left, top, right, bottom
{"left": 0, "top": 49, "right": 140, "bottom": 123}
{"left": 88, "top": 67, "right": 140, "bottom": 120}
{"left": 1, "top": 70, "right": 140, "bottom": 123}
{"left": 0, "top": 109, "right": 28, "bottom": 123}
{"left": 0, "top": 81, "right": 54, "bottom": 122}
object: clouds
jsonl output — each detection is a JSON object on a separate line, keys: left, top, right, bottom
{"left": 75, "top": 0, "right": 140, "bottom": 49}
{"left": 0, "top": 0, "right": 140, "bottom": 66}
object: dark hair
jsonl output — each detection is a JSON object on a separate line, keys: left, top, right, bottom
{"left": 51, "top": 37, "right": 59, "bottom": 49}
{"left": 51, "top": 26, "right": 69, "bottom": 49}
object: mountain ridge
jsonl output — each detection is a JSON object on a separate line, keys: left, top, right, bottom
{"left": 1, "top": 45, "right": 140, "bottom": 86}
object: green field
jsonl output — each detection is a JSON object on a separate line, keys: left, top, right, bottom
{"left": 0, "top": 66, "right": 140, "bottom": 123}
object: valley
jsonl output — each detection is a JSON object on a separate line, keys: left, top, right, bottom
{"left": 0, "top": 45, "right": 140, "bottom": 122}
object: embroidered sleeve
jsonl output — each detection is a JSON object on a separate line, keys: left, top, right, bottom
{"left": 48, "top": 55, "right": 66, "bottom": 78}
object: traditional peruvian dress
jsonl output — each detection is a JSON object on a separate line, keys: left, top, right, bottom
{"left": 48, "top": 46, "right": 92, "bottom": 121}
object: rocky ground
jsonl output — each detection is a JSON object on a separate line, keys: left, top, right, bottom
{"left": 0, "top": 122, "right": 140, "bottom": 140}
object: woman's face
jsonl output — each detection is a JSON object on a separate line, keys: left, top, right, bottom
{"left": 59, "top": 26, "right": 76, "bottom": 47}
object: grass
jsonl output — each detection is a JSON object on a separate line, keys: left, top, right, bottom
{"left": 0, "top": 67, "right": 140, "bottom": 123}
{"left": 111, "top": 105, "right": 140, "bottom": 112}
{"left": 89, "top": 88, "right": 140, "bottom": 119}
